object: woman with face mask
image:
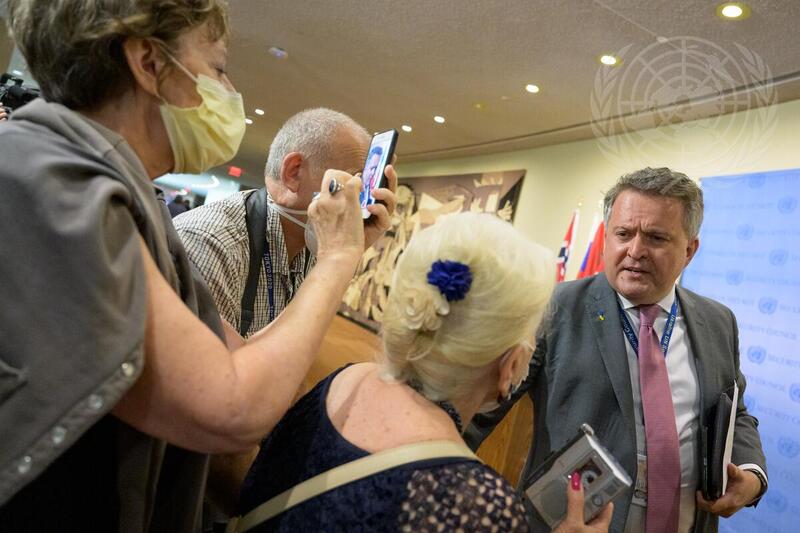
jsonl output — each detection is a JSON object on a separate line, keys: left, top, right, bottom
{"left": 233, "top": 213, "right": 613, "bottom": 532}
{"left": 0, "top": 1, "right": 369, "bottom": 531}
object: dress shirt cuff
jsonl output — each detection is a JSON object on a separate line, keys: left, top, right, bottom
{"left": 738, "top": 463, "right": 768, "bottom": 506}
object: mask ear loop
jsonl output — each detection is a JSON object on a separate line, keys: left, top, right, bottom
{"left": 269, "top": 201, "right": 308, "bottom": 216}
{"left": 150, "top": 42, "right": 194, "bottom": 107}
{"left": 268, "top": 199, "right": 309, "bottom": 229}
{"left": 158, "top": 45, "right": 200, "bottom": 85}
{"left": 161, "top": 46, "right": 240, "bottom": 103}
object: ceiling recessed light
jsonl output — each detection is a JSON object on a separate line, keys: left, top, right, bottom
{"left": 473, "top": 102, "right": 485, "bottom": 110}
{"left": 500, "top": 95, "right": 510, "bottom": 101}
{"left": 401, "top": 125, "right": 413, "bottom": 133}
{"left": 599, "top": 54, "right": 619, "bottom": 66}
{"left": 717, "top": 2, "right": 750, "bottom": 19}
{"left": 267, "top": 46, "right": 288, "bottom": 59}
{"left": 254, "top": 108, "right": 265, "bottom": 116}
{"left": 525, "top": 84, "right": 540, "bottom": 94}
{"left": 433, "top": 115, "right": 446, "bottom": 124}
{"left": 245, "top": 118, "right": 253, "bottom": 125}
{"left": 721, "top": 4, "right": 743, "bottom": 17}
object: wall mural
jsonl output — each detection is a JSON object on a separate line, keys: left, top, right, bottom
{"left": 341, "top": 169, "right": 526, "bottom": 331}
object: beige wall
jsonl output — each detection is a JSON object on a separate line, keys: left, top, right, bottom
{"left": 396, "top": 99, "right": 800, "bottom": 280}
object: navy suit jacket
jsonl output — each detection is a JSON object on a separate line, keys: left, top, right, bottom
{"left": 466, "top": 273, "right": 766, "bottom": 533}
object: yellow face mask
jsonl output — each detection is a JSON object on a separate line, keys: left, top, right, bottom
{"left": 159, "top": 55, "right": 246, "bottom": 174}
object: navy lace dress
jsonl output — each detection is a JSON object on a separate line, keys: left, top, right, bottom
{"left": 237, "top": 366, "right": 529, "bottom": 532}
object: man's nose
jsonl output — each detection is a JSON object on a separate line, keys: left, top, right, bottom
{"left": 626, "top": 233, "right": 647, "bottom": 260}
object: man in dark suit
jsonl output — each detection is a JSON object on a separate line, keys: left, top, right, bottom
{"left": 467, "top": 168, "right": 767, "bottom": 533}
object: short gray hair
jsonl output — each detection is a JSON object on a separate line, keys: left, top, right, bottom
{"left": 264, "top": 108, "right": 369, "bottom": 180}
{"left": 603, "top": 167, "right": 704, "bottom": 239}
{"left": 7, "top": 0, "right": 229, "bottom": 110}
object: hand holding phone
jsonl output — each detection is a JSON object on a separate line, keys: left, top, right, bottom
{"left": 360, "top": 129, "right": 398, "bottom": 219}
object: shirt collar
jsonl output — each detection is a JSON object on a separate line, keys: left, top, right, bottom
{"left": 617, "top": 285, "right": 676, "bottom": 314}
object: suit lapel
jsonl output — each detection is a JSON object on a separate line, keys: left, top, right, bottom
{"left": 676, "top": 286, "right": 713, "bottom": 411}
{"left": 587, "top": 275, "right": 636, "bottom": 441}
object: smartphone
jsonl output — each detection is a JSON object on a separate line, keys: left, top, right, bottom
{"left": 359, "top": 129, "right": 398, "bottom": 219}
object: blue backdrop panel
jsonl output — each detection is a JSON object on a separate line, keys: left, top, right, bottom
{"left": 682, "top": 168, "right": 800, "bottom": 533}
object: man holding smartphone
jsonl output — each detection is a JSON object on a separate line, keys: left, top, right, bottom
{"left": 175, "top": 108, "right": 397, "bottom": 340}
{"left": 173, "top": 108, "right": 397, "bottom": 515}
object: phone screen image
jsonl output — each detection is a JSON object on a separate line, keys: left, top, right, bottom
{"left": 359, "top": 129, "right": 397, "bottom": 218}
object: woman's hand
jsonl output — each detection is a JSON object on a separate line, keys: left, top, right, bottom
{"left": 363, "top": 164, "right": 398, "bottom": 249}
{"left": 309, "top": 169, "right": 364, "bottom": 268}
{"left": 552, "top": 472, "right": 613, "bottom": 533}
{"left": 0, "top": 107, "right": 8, "bottom": 121}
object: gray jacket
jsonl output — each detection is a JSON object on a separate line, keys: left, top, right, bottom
{"left": 0, "top": 99, "right": 223, "bottom": 532}
{"left": 466, "top": 273, "right": 766, "bottom": 533}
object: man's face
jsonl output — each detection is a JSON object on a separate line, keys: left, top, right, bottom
{"left": 299, "top": 127, "right": 368, "bottom": 207}
{"left": 603, "top": 189, "right": 699, "bottom": 305}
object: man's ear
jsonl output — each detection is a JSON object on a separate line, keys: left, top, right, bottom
{"left": 122, "top": 38, "right": 168, "bottom": 98}
{"left": 685, "top": 237, "right": 700, "bottom": 267}
{"left": 280, "top": 152, "right": 304, "bottom": 193}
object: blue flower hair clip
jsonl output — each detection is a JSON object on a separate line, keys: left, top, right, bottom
{"left": 427, "top": 260, "right": 473, "bottom": 302}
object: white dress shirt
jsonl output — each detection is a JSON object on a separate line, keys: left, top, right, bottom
{"left": 619, "top": 289, "right": 700, "bottom": 533}
{"left": 619, "top": 288, "right": 767, "bottom": 533}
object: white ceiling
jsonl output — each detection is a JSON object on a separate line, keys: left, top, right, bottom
{"left": 6, "top": 1, "right": 800, "bottom": 186}
{"left": 222, "top": 0, "right": 800, "bottom": 185}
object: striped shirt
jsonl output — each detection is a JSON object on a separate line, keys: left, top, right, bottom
{"left": 174, "top": 190, "right": 314, "bottom": 336}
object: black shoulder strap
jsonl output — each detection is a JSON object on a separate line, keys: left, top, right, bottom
{"left": 240, "top": 188, "right": 268, "bottom": 337}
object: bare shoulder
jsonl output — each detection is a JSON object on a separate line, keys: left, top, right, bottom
{"left": 326, "top": 363, "right": 462, "bottom": 453}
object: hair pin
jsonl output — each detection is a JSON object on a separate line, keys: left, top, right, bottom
{"left": 427, "top": 260, "right": 472, "bottom": 302}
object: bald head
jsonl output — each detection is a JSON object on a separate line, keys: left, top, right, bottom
{"left": 265, "top": 108, "right": 370, "bottom": 182}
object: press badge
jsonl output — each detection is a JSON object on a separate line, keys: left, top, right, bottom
{"left": 632, "top": 454, "right": 648, "bottom": 507}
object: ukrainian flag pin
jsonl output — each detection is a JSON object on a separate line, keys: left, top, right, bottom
{"left": 597, "top": 311, "right": 605, "bottom": 321}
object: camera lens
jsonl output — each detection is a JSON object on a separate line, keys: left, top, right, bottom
{"left": 579, "top": 462, "right": 602, "bottom": 486}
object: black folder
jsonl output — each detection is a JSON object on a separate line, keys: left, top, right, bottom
{"left": 701, "top": 385, "right": 736, "bottom": 500}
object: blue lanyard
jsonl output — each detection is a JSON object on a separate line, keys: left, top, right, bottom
{"left": 262, "top": 239, "right": 276, "bottom": 323}
{"left": 618, "top": 300, "right": 678, "bottom": 358}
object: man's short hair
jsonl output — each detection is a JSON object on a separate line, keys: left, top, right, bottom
{"left": 264, "top": 108, "right": 369, "bottom": 180}
{"left": 603, "top": 167, "right": 704, "bottom": 240}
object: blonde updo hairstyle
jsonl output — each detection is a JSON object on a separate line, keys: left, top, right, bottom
{"left": 381, "top": 212, "right": 554, "bottom": 402}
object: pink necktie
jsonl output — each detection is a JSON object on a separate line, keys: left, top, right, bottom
{"left": 638, "top": 304, "right": 680, "bottom": 533}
